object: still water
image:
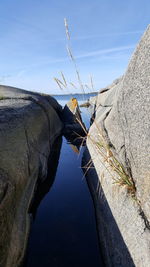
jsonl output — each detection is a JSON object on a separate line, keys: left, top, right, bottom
{"left": 24, "top": 94, "right": 103, "bottom": 267}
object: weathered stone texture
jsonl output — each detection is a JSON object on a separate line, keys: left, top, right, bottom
{"left": 105, "top": 25, "right": 150, "bottom": 220}
{"left": 0, "top": 85, "right": 63, "bottom": 267}
{"left": 86, "top": 25, "right": 150, "bottom": 266}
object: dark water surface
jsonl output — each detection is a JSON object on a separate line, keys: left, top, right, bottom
{"left": 25, "top": 95, "right": 103, "bottom": 267}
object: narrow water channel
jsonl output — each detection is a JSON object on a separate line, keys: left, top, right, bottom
{"left": 24, "top": 103, "right": 103, "bottom": 267}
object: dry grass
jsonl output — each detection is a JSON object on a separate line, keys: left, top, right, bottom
{"left": 53, "top": 18, "right": 136, "bottom": 198}
{"left": 85, "top": 119, "right": 136, "bottom": 196}
{"left": 53, "top": 18, "right": 95, "bottom": 98}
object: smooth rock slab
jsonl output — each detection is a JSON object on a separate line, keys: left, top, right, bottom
{"left": 0, "top": 85, "right": 63, "bottom": 267}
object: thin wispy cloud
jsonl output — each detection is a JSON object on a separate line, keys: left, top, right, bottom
{"left": 42, "top": 30, "right": 143, "bottom": 44}
{"left": 72, "top": 30, "right": 143, "bottom": 41}
{"left": 74, "top": 45, "right": 135, "bottom": 59}
{"left": 9, "top": 44, "right": 135, "bottom": 73}
{"left": 0, "top": 15, "right": 142, "bottom": 44}
{"left": 41, "top": 30, "right": 143, "bottom": 43}
{"left": 0, "top": 0, "right": 148, "bottom": 93}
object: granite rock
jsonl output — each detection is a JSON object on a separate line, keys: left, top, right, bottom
{"left": 0, "top": 85, "right": 63, "bottom": 267}
{"left": 86, "top": 25, "right": 150, "bottom": 266}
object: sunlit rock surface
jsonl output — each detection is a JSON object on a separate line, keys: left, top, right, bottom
{"left": 85, "top": 25, "right": 150, "bottom": 266}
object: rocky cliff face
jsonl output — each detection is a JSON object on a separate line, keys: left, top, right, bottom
{"left": 0, "top": 85, "right": 63, "bottom": 267}
{"left": 85, "top": 25, "right": 150, "bottom": 266}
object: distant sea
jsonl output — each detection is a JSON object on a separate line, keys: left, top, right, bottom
{"left": 52, "top": 92, "right": 97, "bottom": 129}
{"left": 52, "top": 92, "right": 97, "bottom": 107}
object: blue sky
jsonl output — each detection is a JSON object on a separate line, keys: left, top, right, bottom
{"left": 0, "top": 0, "right": 149, "bottom": 94}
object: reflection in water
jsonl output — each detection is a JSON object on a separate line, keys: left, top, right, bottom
{"left": 64, "top": 134, "right": 86, "bottom": 154}
{"left": 69, "top": 144, "right": 80, "bottom": 154}
{"left": 29, "top": 133, "right": 84, "bottom": 220}
{"left": 24, "top": 105, "right": 102, "bottom": 267}
{"left": 62, "top": 102, "right": 87, "bottom": 142}
{"left": 29, "top": 136, "right": 62, "bottom": 219}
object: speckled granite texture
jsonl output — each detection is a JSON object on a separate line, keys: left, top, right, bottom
{"left": 85, "top": 25, "right": 150, "bottom": 266}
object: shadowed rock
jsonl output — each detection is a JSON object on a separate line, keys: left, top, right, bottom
{"left": 62, "top": 98, "right": 87, "bottom": 144}
{"left": 0, "top": 85, "right": 63, "bottom": 267}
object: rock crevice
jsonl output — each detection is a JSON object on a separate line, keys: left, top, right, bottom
{"left": 85, "top": 25, "right": 150, "bottom": 266}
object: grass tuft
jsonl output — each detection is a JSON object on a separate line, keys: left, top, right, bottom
{"left": 53, "top": 18, "right": 136, "bottom": 198}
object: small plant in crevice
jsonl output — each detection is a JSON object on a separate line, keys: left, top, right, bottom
{"left": 53, "top": 18, "right": 136, "bottom": 199}
{"left": 86, "top": 120, "right": 136, "bottom": 197}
